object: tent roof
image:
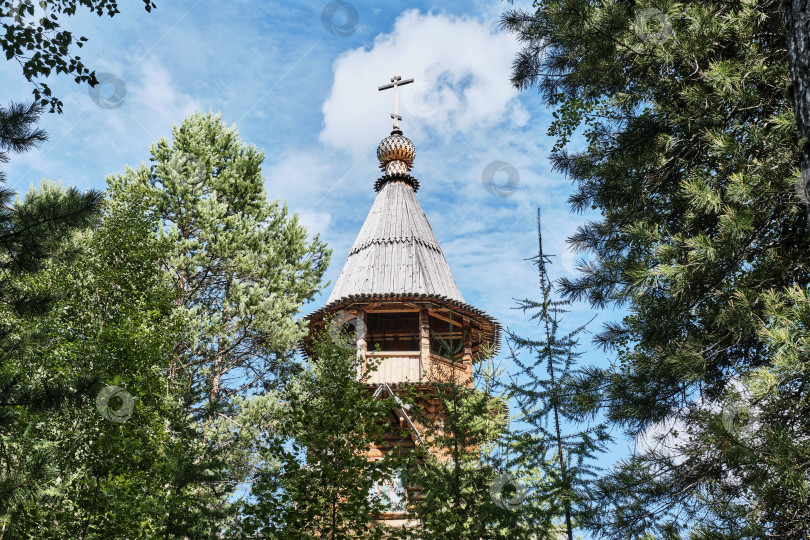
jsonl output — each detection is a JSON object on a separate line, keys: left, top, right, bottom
{"left": 326, "top": 179, "right": 464, "bottom": 305}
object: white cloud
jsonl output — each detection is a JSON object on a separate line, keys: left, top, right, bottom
{"left": 319, "top": 10, "right": 524, "bottom": 156}
{"left": 265, "top": 150, "right": 338, "bottom": 205}
{"left": 296, "top": 209, "right": 333, "bottom": 238}
{"left": 125, "top": 58, "right": 200, "bottom": 142}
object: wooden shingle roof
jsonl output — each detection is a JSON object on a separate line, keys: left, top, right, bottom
{"left": 327, "top": 179, "right": 464, "bottom": 304}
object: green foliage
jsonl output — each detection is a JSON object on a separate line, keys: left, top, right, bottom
{"left": 0, "top": 104, "right": 103, "bottom": 536}
{"left": 2, "top": 110, "right": 331, "bottom": 538}
{"left": 407, "top": 340, "right": 535, "bottom": 539}
{"left": 504, "top": 0, "right": 810, "bottom": 537}
{"left": 108, "top": 111, "right": 331, "bottom": 407}
{"left": 2, "top": 180, "right": 180, "bottom": 538}
{"left": 241, "top": 330, "right": 408, "bottom": 539}
{"left": 0, "top": 102, "right": 46, "bottom": 184}
{"left": 0, "top": 0, "right": 156, "bottom": 112}
{"left": 0, "top": 102, "right": 101, "bottom": 281}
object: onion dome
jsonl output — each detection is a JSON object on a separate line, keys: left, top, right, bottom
{"left": 377, "top": 129, "right": 415, "bottom": 176}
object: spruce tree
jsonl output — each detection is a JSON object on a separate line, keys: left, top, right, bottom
{"left": 506, "top": 211, "right": 609, "bottom": 540}
{"left": 407, "top": 328, "right": 533, "bottom": 539}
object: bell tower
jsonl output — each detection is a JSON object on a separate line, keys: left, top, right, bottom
{"left": 306, "top": 75, "right": 500, "bottom": 526}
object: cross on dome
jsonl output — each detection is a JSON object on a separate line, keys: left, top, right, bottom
{"left": 378, "top": 75, "right": 414, "bottom": 130}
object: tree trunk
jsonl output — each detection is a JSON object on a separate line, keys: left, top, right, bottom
{"left": 782, "top": 0, "right": 810, "bottom": 217}
{"left": 544, "top": 314, "right": 574, "bottom": 540}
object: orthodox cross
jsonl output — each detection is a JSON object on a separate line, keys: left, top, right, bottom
{"left": 378, "top": 75, "right": 414, "bottom": 130}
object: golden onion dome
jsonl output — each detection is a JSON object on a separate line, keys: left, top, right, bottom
{"left": 376, "top": 130, "right": 415, "bottom": 173}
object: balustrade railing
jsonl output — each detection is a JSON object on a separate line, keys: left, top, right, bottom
{"left": 361, "top": 351, "right": 470, "bottom": 385}
{"left": 364, "top": 351, "right": 422, "bottom": 384}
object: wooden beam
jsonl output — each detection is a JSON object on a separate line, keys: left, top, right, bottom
{"left": 419, "top": 308, "right": 430, "bottom": 381}
{"left": 403, "top": 301, "right": 438, "bottom": 310}
{"left": 462, "top": 317, "right": 473, "bottom": 387}
{"left": 428, "top": 309, "right": 464, "bottom": 329}
{"left": 365, "top": 305, "right": 421, "bottom": 313}
{"left": 357, "top": 309, "right": 367, "bottom": 378}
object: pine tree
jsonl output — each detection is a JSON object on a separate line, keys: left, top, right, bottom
{"left": 0, "top": 102, "right": 101, "bottom": 323}
{"left": 502, "top": 1, "right": 810, "bottom": 536}
{"left": 105, "top": 111, "right": 331, "bottom": 535}
{"left": 110, "top": 111, "right": 331, "bottom": 404}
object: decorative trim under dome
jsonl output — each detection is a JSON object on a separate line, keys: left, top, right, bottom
{"left": 374, "top": 174, "right": 419, "bottom": 193}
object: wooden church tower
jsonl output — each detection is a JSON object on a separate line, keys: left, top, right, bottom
{"left": 306, "top": 75, "right": 500, "bottom": 527}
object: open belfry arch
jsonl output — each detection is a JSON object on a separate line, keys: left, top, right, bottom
{"left": 305, "top": 75, "right": 501, "bottom": 527}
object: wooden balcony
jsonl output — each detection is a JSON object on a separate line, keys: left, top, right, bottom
{"left": 361, "top": 351, "right": 470, "bottom": 386}
{"left": 350, "top": 306, "right": 473, "bottom": 387}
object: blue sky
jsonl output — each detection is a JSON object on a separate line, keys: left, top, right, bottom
{"left": 2, "top": 1, "right": 631, "bottom": 459}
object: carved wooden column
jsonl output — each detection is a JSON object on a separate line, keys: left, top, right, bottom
{"left": 356, "top": 309, "right": 367, "bottom": 380}
{"left": 462, "top": 317, "right": 473, "bottom": 387}
{"left": 419, "top": 308, "right": 430, "bottom": 381}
